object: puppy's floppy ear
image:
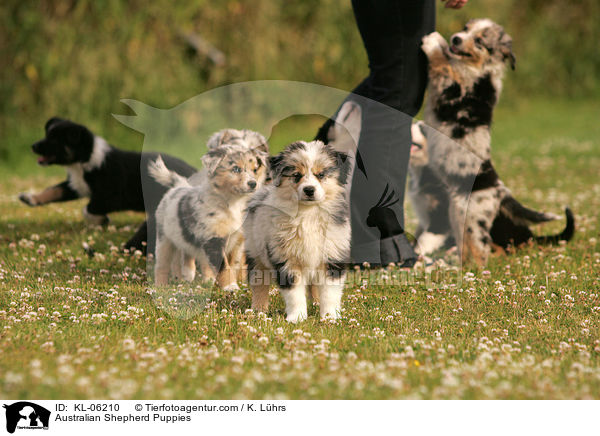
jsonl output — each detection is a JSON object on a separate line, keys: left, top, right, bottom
{"left": 206, "top": 130, "right": 225, "bottom": 150}
{"left": 333, "top": 149, "right": 348, "bottom": 165}
{"left": 268, "top": 154, "right": 285, "bottom": 186}
{"left": 45, "top": 117, "right": 65, "bottom": 133}
{"left": 255, "top": 150, "right": 270, "bottom": 170}
{"left": 201, "top": 147, "right": 227, "bottom": 174}
{"left": 66, "top": 123, "right": 93, "bottom": 145}
{"left": 207, "top": 129, "right": 235, "bottom": 149}
{"left": 499, "top": 32, "right": 516, "bottom": 70}
{"left": 243, "top": 130, "right": 270, "bottom": 155}
{"left": 333, "top": 150, "right": 350, "bottom": 185}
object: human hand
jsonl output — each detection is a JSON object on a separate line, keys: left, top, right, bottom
{"left": 441, "top": 0, "right": 468, "bottom": 9}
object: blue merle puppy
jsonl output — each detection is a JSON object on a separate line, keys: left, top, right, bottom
{"left": 408, "top": 121, "right": 574, "bottom": 256}
{"left": 420, "top": 19, "right": 558, "bottom": 265}
{"left": 244, "top": 140, "right": 350, "bottom": 322}
{"left": 150, "top": 132, "right": 268, "bottom": 288}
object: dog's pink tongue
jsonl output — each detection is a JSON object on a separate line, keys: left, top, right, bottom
{"left": 411, "top": 145, "right": 419, "bottom": 154}
{"left": 37, "top": 156, "right": 48, "bottom": 164}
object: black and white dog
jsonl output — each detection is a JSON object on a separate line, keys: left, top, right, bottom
{"left": 19, "top": 117, "right": 196, "bottom": 253}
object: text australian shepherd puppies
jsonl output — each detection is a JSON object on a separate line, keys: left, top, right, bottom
{"left": 244, "top": 140, "right": 350, "bottom": 322}
{"left": 19, "top": 117, "right": 196, "bottom": 253}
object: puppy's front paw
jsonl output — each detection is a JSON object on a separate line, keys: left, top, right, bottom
{"left": 222, "top": 282, "right": 240, "bottom": 292}
{"left": 181, "top": 268, "right": 196, "bottom": 282}
{"left": 320, "top": 312, "right": 341, "bottom": 322}
{"left": 285, "top": 311, "right": 307, "bottom": 323}
{"left": 421, "top": 32, "right": 446, "bottom": 55}
{"left": 416, "top": 231, "right": 448, "bottom": 255}
{"left": 19, "top": 193, "right": 38, "bottom": 207}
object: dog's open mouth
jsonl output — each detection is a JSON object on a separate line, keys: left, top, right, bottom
{"left": 37, "top": 156, "right": 55, "bottom": 166}
{"left": 450, "top": 45, "right": 471, "bottom": 57}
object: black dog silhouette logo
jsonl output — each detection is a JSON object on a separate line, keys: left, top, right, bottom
{"left": 3, "top": 402, "right": 50, "bottom": 434}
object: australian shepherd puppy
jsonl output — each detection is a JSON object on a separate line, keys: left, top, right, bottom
{"left": 420, "top": 19, "right": 574, "bottom": 265}
{"left": 407, "top": 121, "right": 455, "bottom": 254}
{"left": 408, "top": 121, "right": 574, "bottom": 255}
{"left": 244, "top": 140, "right": 350, "bottom": 323}
{"left": 18, "top": 117, "right": 196, "bottom": 254}
{"left": 150, "top": 131, "right": 268, "bottom": 289}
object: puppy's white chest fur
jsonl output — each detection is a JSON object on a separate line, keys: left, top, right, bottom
{"left": 211, "top": 198, "right": 245, "bottom": 238}
{"left": 275, "top": 206, "right": 329, "bottom": 270}
{"left": 66, "top": 164, "right": 91, "bottom": 197}
{"left": 65, "top": 136, "right": 110, "bottom": 197}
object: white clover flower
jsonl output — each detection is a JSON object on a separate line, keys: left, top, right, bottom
{"left": 122, "top": 338, "right": 135, "bottom": 351}
{"left": 40, "top": 341, "right": 54, "bottom": 352}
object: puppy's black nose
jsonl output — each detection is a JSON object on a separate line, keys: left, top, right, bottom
{"left": 303, "top": 186, "right": 315, "bottom": 197}
{"left": 247, "top": 180, "right": 257, "bottom": 189}
{"left": 452, "top": 35, "right": 462, "bottom": 46}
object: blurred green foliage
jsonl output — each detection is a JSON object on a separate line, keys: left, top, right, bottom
{"left": 1, "top": 0, "right": 598, "bottom": 165}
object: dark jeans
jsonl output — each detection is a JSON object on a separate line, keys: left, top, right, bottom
{"left": 321, "top": 0, "right": 435, "bottom": 266}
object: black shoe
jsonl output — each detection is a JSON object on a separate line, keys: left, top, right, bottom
{"left": 379, "top": 233, "right": 417, "bottom": 268}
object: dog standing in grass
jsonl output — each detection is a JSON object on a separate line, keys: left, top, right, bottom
{"left": 244, "top": 140, "right": 350, "bottom": 322}
{"left": 150, "top": 130, "right": 268, "bottom": 288}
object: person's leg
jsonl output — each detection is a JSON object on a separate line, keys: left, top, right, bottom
{"left": 351, "top": 0, "right": 435, "bottom": 115}
{"left": 320, "top": 0, "right": 435, "bottom": 265}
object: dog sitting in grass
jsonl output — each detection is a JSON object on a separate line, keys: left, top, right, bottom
{"left": 150, "top": 129, "right": 269, "bottom": 289}
{"left": 244, "top": 140, "right": 350, "bottom": 322}
{"left": 408, "top": 121, "right": 574, "bottom": 256}
{"left": 18, "top": 117, "right": 196, "bottom": 254}
{"left": 420, "top": 18, "right": 575, "bottom": 265}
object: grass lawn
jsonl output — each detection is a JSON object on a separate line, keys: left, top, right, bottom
{"left": 0, "top": 97, "right": 599, "bottom": 399}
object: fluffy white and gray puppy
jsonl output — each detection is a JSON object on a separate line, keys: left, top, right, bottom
{"left": 408, "top": 121, "right": 574, "bottom": 255}
{"left": 150, "top": 135, "right": 268, "bottom": 289}
{"left": 420, "top": 18, "right": 563, "bottom": 265}
{"left": 188, "top": 128, "right": 269, "bottom": 186}
{"left": 244, "top": 140, "right": 350, "bottom": 322}
{"left": 206, "top": 128, "right": 270, "bottom": 152}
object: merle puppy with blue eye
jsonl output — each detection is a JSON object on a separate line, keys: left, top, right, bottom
{"left": 150, "top": 129, "right": 269, "bottom": 290}
{"left": 420, "top": 19, "right": 574, "bottom": 265}
{"left": 18, "top": 117, "right": 196, "bottom": 254}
